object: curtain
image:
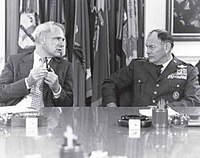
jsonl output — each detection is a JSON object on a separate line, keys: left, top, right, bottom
{"left": 91, "top": 0, "right": 110, "bottom": 107}
{"left": 5, "top": 0, "right": 20, "bottom": 60}
{"left": 73, "top": 0, "right": 92, "bottom": 107}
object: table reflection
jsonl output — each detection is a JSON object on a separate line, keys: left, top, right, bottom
{"left": 1, "top": 107, "right": 200, "bottom": 158}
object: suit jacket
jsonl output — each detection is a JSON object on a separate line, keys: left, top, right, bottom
{"left": 102, "top": 56, "right": 200, "bottom": 107}
{"left": 0, "top": 51, "right": 73, "bottom": 107}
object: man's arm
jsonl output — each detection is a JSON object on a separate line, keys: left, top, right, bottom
{"left": 168, "top": 66, "right": 200, "bottom": 107}
{"left": 0, "top": 55, "right": 29, "bottom": 104}
{"left": 102, "top": 61, "right": 134, "bottom": 106}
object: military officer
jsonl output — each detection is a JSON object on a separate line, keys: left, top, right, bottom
{"left": 195, "top": 61, "right": 200, "bottom": 84}
{"left": 102, "top": 29, "right": 200, "bottom": 107}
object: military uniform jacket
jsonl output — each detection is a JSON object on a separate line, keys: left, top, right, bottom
{"left": 0, "top": 51, "right": 73, "bottom": 107}
{"left": 102, "top": 56, "right": 200, "bottom": 107}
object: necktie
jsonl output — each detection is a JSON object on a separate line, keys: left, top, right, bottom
{"left": 156, "top": 65, "right": 163, "bottom": 76}
{"left": 31, "top": 58, "right": 44, "bottom": 109}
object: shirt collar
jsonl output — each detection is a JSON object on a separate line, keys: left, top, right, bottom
{"left": 34, "top": 51, "right": 41, "bottom": 61}
{"left": 161, "top": 55, "right": 173, "bottom": 72}
{"left": 33, "top": 51, "right": 42, "bottom": 68}
{"left": 33, "top": 51, "right": 51, "bottom": 68}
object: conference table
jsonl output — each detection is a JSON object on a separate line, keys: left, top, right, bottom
{"left": 1, "top": 107, "right": 200, "bottom": 158}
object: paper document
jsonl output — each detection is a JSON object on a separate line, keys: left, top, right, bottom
{"left": 139, "top": 106, "right": 179, "bottom": 117}
{"left": 0, "top": 106, "right": 37, "bottom": 115}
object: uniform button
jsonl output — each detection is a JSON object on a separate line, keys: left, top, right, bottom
{"left": 154, "top": 91, "right": 157, "bottom": 95}
{"left": 177, "top": 85, "right": 180, "bottom": 87}
{"left": 152, "top": 100, "right": 155, "bottom": 103}
{"left": 156, "top": 84, "right": 160, "bottom": 87}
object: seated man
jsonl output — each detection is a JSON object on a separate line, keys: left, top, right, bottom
{"left": 195, "top": 61, "right": 200, "bottom": 84}
{"left": 0, "top": 21, "right": 73, "bottom": 107}
{"left": 102, "top": 29, "right": 200, "bottom": 107}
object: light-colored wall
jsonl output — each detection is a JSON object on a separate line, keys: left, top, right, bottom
{"left": 0, "top": 0, "right": 5, "bottom": 73}
{"left": 145, "top": 0, "right": 200, "bottom": 66}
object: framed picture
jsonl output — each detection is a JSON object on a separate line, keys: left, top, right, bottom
{"left": 166, "top": 0, "right": 200, "bottom": 41}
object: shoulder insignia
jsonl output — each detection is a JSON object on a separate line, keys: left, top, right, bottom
{"left": 177, "top": 65, "right": 187, "bottom": 68}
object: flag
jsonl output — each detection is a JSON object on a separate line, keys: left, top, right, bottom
{"left": 49, "top": 0, "right": 57, "bottom": 21}
{"left": 116, "top": 0, "right": 124, "bottom": 40}
{"left": 73, "top": 0, "right": 92, "bottom": 106}
{"left": 18, "top": 0, "right": 40, "bottom": 50}
{"left": 122, "top": 0, "right": 138, "bottom": 65}
{"left": 91, "top": 0, "right": 110, "bottom": 107}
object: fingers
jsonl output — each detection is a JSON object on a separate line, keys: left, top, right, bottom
{"left": 29, "top": 68, "right": 48, "bottom": 81}
{"left": 30, "top": 67, "right": 60, "bottom": 92}
{"left": 44, "top": 71, "right": 60, "bottom": 92}
{"left": 32, "top": 68, "right": 48, "bottom": 75}
{"left": 44, "top": 71, "right": 58, "bottom": 84}
{"left": 48, "top": 67, "right": 54, "bottom": 73}
{"left": 107, "top": 102, "right": 117, "bottom": 107}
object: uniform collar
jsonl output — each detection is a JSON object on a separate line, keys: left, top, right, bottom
{"left": 161, "top": 55, "right": 173, "bottom": 73}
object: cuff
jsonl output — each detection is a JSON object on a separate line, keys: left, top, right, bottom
{"left": 53, "top": 85, "right": 62, "bottom": 99}
{"left": 25, "top": 78, "right": 31, "bottom": 89}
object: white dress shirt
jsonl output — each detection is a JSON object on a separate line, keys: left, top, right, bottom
{"left": 16, "top": 52, "right": 61, "bottom": 107}
{"left": 160, "top": 55, "right": 173, "bottom": 74}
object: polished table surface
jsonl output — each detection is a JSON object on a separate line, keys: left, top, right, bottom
{"left": 1, "top": 107, "right": 200, "bottom": 158}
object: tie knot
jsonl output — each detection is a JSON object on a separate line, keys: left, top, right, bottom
{"left": 156, "top": 65, "right": 163, "bottom": 69}
{"left": 156, "top": 65, "right": 163, "bottom": 76}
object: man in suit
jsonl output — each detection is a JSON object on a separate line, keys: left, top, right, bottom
{"left": 0, "top": 21, "right": 73, "bottom": 107}
{"left": 102, "top": 29, "right": 200, "bottom": 107}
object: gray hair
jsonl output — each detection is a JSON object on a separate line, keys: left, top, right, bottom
{"left": 148, "top": 29, "right": 174, "bottom": 48}
{"left": 32, "top": 21, "right": 65, "bottom": 43}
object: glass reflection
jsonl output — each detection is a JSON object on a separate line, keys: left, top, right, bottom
{"left": 39, "top": 107, "right": 62, "bottom": 136}
{"left": 124, "top": 127, "right": 189, "bottom": 158}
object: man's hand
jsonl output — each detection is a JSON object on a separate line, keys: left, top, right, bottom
{"left": 107, "top": 102, "right": 117, "bottom": 107}
{"left": 44, "top": 68, "right": 60, "bottom": 93}
{"left": 27, "top": 68, "right": 48, "bottom": 87}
